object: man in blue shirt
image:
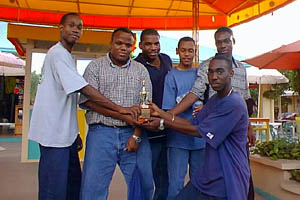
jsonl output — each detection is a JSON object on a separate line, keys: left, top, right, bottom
{"left": 143, "top": 54, "right": 250, "bottom": 200}
{"left": 162, "top": 37, "right": 205, "bottom": 199}
{"left": 168, "top": 27, "right": 255, "bottom": 200}
{"left": 135, "top": 28, "right": 172, "bottom": 199}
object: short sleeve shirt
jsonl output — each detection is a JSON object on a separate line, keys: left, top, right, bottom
{"left": 28, "top": 42, "right": 88, "bottom": 147}
{"left": 162, "top": 68, "right": 205, "bottom": 150}
{"left": 135, "top": 53, "right": 172, "bottom": 142}
{"left": 191, "top": 57, "right": 250, "bottom": 102}
{"left": 191, "top": 92, "right": 250, "bottom": 200}
{"left": 79, "top": 54, "right": 152, "bottom": 127}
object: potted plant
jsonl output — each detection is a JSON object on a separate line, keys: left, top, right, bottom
{"left": 250, "top": 139, "right": 300, "bottom": 200}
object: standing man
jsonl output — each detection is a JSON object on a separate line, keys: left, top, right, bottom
{"left": 144, "top": 55, "right": 250, "bottom": 200}
{"left": 162, "top": 37, "right": 205, "bottom": 199}
{"left": 169, "top": 26, "right": 255, "bottom": 200}
{"left": 135, "top": 28, "right": 172, "bottom": 200}
{"left": 28, "top": 13, "right": 139, "bottom": 200}
{"left": 170, "top": 27, "right": 250, "bottom": 116}
{"left": 79, "top": 27, "right": 153, "bottom": 200}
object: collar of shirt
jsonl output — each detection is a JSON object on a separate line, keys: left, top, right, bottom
{"left": 135, "top": 53, "right": 164, "bottom": 69}
{"left": 213, "top": 53, "right": 238, "bottom": 68}
{"left": 57, "top": 42, "right": 72, "bottom": 56}
{"left": 106, "top": 53, "right": 132, "bottom": 69}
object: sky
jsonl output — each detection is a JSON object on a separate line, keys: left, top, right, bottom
{"left": 158, "top": 0, "right": 300, "bottom": 59}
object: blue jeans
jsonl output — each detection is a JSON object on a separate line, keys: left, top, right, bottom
{"left": 137, "top": 132, "right": 154, "bottom": 199}
{"left": 38, "top": 141, "right": 81, "bottom": 200}
{"left": 80, "top": 124, "right": 153, "bottom": 200}
{"left": 175, "top": 182, "right": 226, "bottom": 200}
{"left": 151, "top": 142, "right": 169, "bottom": 200}
{"left": 167, "top": 147, "right": 205, "bottom": 200}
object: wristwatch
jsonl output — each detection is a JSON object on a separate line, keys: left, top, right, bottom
{"left": 158, "top": 118, "right": 165, "bottom": 131}
{"left": 132, "top": 135, "right": 142, "bottom": 143}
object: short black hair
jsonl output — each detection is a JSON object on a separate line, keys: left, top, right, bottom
{"left": 60, "top": 12, "right": 81, "bottom": 25}
{"left": 140, "top": 28, "right": 160, "bottom": 42}
{"left": 214, "top": 26, "right": 233, "bottom": 38}
{"left": 177, "top": 37, "right": 195, "bottom": 48}
{"left": 211, "top": 54, "right": 232, "bottom": 71}
{"left": 111, "top": 27, "right": 135, "bottom": 41}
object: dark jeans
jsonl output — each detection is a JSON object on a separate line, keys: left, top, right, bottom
{"left": 38, "top": 142, "right": 81, "bottom": 200}
{"left": 151, "top": 142, "right": 169, "bottom": 200}
{"left": 175, "top": 182, "right": 226, "bottom": 200}
{"left": 247, "top": 143, "right": 255, "bottom": 200}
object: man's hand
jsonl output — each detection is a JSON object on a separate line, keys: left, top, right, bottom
{"left": 119, "top": 114, "right": 139, "bottom": 127}
{"left": 247, "top": 123, "right": 256, "bottom": 147}
{"left": 76, "top": 135, "right": 83, "bottom": 152}
{"left": 149, "top": 102, "right": 162, "bottom": 117}
{"left": 140, "top": 117, "right": 161, "bottom": 132}
{"left": 125, "top": 136, "right": 140, "bottom": 152}
{"left": 119, "top": 105, "right": 141, "bottom": 120}
{"left": 192, "top": 105, "right": 203, "bottom": 117}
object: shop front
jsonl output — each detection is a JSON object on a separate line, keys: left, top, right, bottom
{"left": 7, "top": 23, "right": 113, "bottom": 162}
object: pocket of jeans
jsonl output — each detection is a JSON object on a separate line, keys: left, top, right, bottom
{"left": 88, "top": 124, "right": 102, "bottom": 133}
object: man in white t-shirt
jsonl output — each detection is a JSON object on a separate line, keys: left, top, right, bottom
{"left": 28, "top": 13, "right": 140, "bottom": 200}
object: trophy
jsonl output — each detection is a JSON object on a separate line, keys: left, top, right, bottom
{"left": 138, "top": 80, "right": 151, "bottom": 122}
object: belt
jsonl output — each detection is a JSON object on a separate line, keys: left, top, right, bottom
{"left": 90, "top": 123, "right": 131, "bottom": 129}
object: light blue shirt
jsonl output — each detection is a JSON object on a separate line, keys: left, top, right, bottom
{"left": 162, "top": 68, "right": 205, "bottom": 150}
{"left": 28, "top": 42, "right": 88, "bottom": 147}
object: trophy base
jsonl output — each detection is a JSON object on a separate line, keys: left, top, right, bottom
{"left": 138, "top": 117, "right": 149, "bottom": 123}
{"left": 138, "top": 108, "right": 150, "bottom": 123}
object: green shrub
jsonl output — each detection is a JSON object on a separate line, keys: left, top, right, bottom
{"left": 250, "top": 139, "right": 300, "bottom": 160}
{"left": 290, "top": 169, "right": 300, "bottom": 182}
{"left": 251, "top": 139, "right": 300, "bottom": 183}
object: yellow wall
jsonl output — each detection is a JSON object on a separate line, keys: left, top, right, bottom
{"left": 77, "top": 109, "right": 87, "bottom": 160}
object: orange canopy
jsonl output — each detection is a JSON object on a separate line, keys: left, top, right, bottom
{"left": 0, "top": 0, "right": 295, "bottom": 30}
{"left": 243, "top": 40, "right": 300, "bottom": 70}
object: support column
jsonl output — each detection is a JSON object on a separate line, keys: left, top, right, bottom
{"left": 258, "top": 84, "right": 274, "bottom": 122}
{"left": 258, "top": 84, "right": 262, "bottom": 118}
{"left": 21, "top": 40, "right": 33, "bottom": 163}
{"left": 278, "top": 96, "right": 282, "bottom": 119}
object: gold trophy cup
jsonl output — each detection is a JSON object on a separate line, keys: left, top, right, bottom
{"left": 138, "top": 80, "right": 150, "bottom": 122}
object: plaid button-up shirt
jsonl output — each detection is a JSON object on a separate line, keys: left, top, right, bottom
{"left": 191, "top": 57, "right": 250, "bottom": 102}
{"left": 79, "top": 54, "right": 152, "bottom": 126}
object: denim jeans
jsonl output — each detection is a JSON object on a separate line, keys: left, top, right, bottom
{"left": 137, "top": 132, "right": 154, "bottom": 199}
{"left": 175, "top": 182, "right": 226, "bottom": 200}
{"left": 80, "top": 124, "right": 153, "bottom": 200}
{"left": 39, "top": 141, "right": 81, "bottom": 200}
{"left": 151, "top": 142, "right": 169, "bottom": 200}
{"left": 167, "top": 147, "right": 205, "bottom": 200}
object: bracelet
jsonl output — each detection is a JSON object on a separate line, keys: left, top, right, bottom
{"left": 171, "top": 114, "right": 175, "bottom": 122}
{"left": 132, "top": 135, "right": 142, "bottom": 143}
{"left": 167, "top": 111, "right": 175, "bottom": 122}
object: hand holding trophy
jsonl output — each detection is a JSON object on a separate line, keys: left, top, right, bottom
{"left": 138, "top": 80, "right": 151, "bottom": 123}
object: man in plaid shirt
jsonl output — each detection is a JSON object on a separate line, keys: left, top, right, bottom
{"left": 79, "top": 27, "right": 153, "bottom": 200}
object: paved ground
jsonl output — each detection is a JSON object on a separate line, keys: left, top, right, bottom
{"left": 0, "top": 133, "right": 127, "bottom": 200}
{"left": 0, "top": 128, "right": 264, "bottom": 200}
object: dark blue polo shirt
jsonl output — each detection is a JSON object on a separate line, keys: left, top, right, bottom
{"left": 135, "top": 53, "right": 172, "bottom": 143}
{"left": 191, "top": 92, "right": 250, "bottom": 200}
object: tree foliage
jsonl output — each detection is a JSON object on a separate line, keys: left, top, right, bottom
{"left": 280, "top": 69, "right": 300, "bottom": 95}
{"left": 262, "top": 70, "right": 300, "bottom": 99}
{"left": 30, "top": 71, "right": 40, "bottom": 104}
